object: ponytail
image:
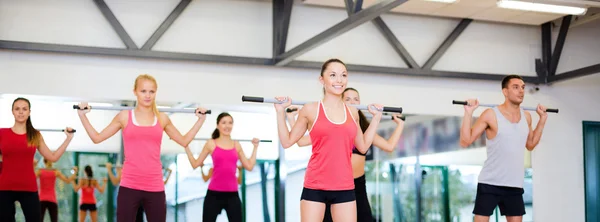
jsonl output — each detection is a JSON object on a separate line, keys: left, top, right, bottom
{"left": 26, "top": 117, "right": 41, "bottom": 147}
{"left": 357, "top": 110, "right": 370, "bottom": 133}
{"left": 151, "top": 99, "right": 161, "bottom": 125}
{"left": 211, "top": 128, "right": 220, "bottom": 139}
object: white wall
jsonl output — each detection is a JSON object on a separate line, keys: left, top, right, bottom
{"left": 1, "top": 0, "right": 600, "bottom": 221}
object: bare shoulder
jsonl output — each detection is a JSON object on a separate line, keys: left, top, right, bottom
{"left": 299, "top": 102, "right": 318, "bottom": 118}
{"left": 234, "top": 141, "right": 243, "bottom": 152}
{"left": 158, "top": 112, "right": 171, "bottom": 127}
{"left": 479, "top": 108, "right": 496, "bottom": 125}
{"left": 116, "top": 110, "right": 129, "bottom": 124}
{"left": 206, "top": 139, "right": 217, "bottom": 151}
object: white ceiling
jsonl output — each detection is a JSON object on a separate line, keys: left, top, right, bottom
{"left": 301, "top": 0, "right": 599, "bottom": 26}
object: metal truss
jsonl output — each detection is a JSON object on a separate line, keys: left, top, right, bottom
{"left": 0, "top": 0, "right": 598, "bottom": 87}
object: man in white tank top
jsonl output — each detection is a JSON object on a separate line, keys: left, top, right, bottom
{"left": 459, "top": 75, "right": 549, "bottom": 222}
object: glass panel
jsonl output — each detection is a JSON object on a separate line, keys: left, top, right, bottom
{"left": 13, "top": 152, "right": 76, "bottom": 222}
{"left": 161, "top": 154, "right": 178, "bottom": 222}
{"left": 421, "top": 166, "right": 445, "bottom": 222}
{"left": 77, "top": 153, "right": 110, "bottom": 222}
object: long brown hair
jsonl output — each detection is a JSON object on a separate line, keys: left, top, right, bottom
{"left": 342, "top": 88, "right": 369, "bottom": 133}
{"left": 12, "top": 97, "right": 41, "bottom": 147}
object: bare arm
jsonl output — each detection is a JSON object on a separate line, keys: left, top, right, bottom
{"left": 95, "top": 179, "right": 107, "bottom": 194}
{"left": 236, "top": 141, "right": 258, "bottom": 171}
{"left": 285, "top": 107, "right": 313, "bottom": 147}
{"left": 78, "top": 109, "right": 124, "bottom": 144}
{"left": 56, "top": 168, "right": 77, "bottom": 183}
{"left": 162, "top": 111, "right": 207, "bottom": 148}
{"left": 276, "top": 103, "right": 311, "bottom": 148}
{"left": 37, "top": 131, "right": 74, "bottom": 162}
{"left": 525, "top": 110, "right": 548, "bottom": 151}
{"left": 373, "top": 116, "right": 405, "bottom": 152}
{"left": 353, "top": 106, "right": 383, "bottom": 154}
{"left": 237, "top": 166, "right": 243, "bottom": 185}
{"left": 184, "top": 141, "right": 213, "bottom": 169}
{"left": 201, "top": 167, "right": 213, "bottom": 182}
{"left": 106, "top": 164, "right": 121, "bottom": 185}
{"left": 459, "top": 109, "right": 492, "bottom": 148}
{"left": 71, "top": 179, "right": 81, "bottom": 192}
{"left": 163, "top": 168, "right": 173, "bottom": 185}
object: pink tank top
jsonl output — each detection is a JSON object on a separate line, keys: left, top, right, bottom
{"left": 305, "top": 101, "right": 357, "bottom": 190}
{"left": 80, "top": 184, "right": 96, "bottom": 204}
{"left": 38, "top": 169, "right": 57, "bottom": 203}
{"left": 120, "top": 110, "right": 165, "bottom": 192}
{"left": 207, "top": 144, "right": 239, "bottom": 192}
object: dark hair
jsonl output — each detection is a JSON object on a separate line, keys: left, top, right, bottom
{"left": 84, "top": 165, "right": 93, "bottom": 179}
{"left": 342, "top": 88, "right": 369, "bottom": 133}
{"left": 502, "top": 75, "right": 523, "bottom": 89}
{"left": 321, "top": 58, "right": 347, "bottom": 94}
{"left": 211, "top": 112, "right": 233, "bottom": 139}
{"left": 12, "top": 98, "right": 41, "bottom": 147}
{"left": 320, "top": 58, "right": 346, "bottom": 77}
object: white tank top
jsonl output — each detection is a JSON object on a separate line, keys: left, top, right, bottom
{"left": 478, "top": 107, "right": 529, "bottom": 188}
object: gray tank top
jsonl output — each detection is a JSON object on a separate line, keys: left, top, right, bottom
{"left": 478, "top": 107, "right": 529, "bottom": 188}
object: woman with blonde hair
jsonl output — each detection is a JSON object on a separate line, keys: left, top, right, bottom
{"left": 76, "top": 74, "right": 208, "bottom": 221}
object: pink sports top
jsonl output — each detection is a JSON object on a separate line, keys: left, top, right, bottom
{"left": 38, "top": 169, "right": 57, "bottom": 203}
{"left": 208, "top": 144, "right": 239, "bottom": 192}
{"left": 305, "top": 101, "right": 357, "bottom": 191}
{"left": 120, "top": 110, "right": 165, "bottom": 192}
{"left": 80, "top": 184, "right": 96, "bottom": 204}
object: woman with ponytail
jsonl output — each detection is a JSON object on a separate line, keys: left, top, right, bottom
{"left": 183, "top": 112, "right": 260, "bottom": 222}
{"left": 0, "top": 97, "right": 75, "bottom": 221}
{"left": 286, "top": 87, "right": 405, "bottom": 222}
{"left": 72, "top": 165, "right": 107, "bottom": 222}
{"left": 76, "top": 74, "right": 208, "bottom": 222}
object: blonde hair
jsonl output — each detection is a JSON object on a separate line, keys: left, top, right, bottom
{"left": 134, "top": 74, "right": 161, "bottom": 124}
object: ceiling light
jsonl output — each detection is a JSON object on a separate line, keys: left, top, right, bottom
{"left": 497, "top": 0, "right": 587, "bottom": 15}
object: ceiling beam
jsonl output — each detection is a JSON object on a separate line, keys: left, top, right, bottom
{"left": 548, "top": 63, "right": 600, "bottom": 84}
{"left": 141, "top": 0, "right": 191, "bottom": 50}
{"left": 93, "top": 0, "right": 137, "bottom": 49}
{"left": 274, "top": 0, "right": 408, "bottom": 66}
{"left": 422, "top": 19, "right": 472, "bottom": 70}
{"left": 286, "top": 61, "right": 542, "bottom": 84}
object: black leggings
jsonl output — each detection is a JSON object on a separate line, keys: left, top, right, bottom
{"left": 323, "top": 175, "right": 373, "bottom": 222}
{"left": 203, "top": 190, "right": 242, "bottom": 222}
{"left": 40, "top": 201, "right": 58, "bottom": 222}
{"left": 136, "top": 206, "right": 144, "bottom": 222}
{"left": 0, "top": 191, "right": 41, "bottom": 222}
{"left": 117, "top": 186, "right": 166, "bottom": 222}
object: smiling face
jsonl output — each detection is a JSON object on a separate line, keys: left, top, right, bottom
{"left": 217, "top": 115, "right": 233, "bottom": 137}
{"left": 343, "top": 88, "right": 360, "bottom": 105}
{"left": 319, "top": 59, "right": 348, "bottom": 96}
{"left": 12, "top": 99, "right": 31, "bottom": 124}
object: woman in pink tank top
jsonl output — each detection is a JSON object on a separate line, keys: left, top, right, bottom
{"left": 274, "top": 59, "right": 385, "bottom": 221}
{"left": 36, "top": 159, "right": 78, "bottom": 222}
{"left": 286, "top": 87, "right": 405, "bottom": 222}
{"left": 184, "top": 112, "right": 261, "bottom": 222}
{"left": 71, "top": 165, "right": 107, "bottom": 222}
{"left": 76, "top": 74, "right": 209, "bottom": 222}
